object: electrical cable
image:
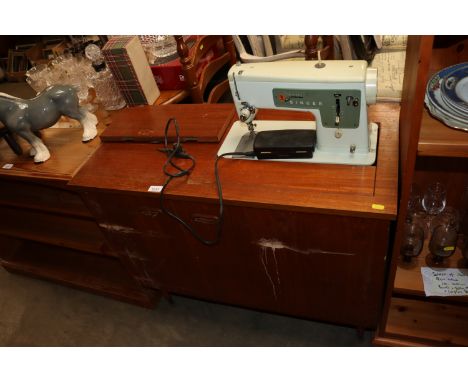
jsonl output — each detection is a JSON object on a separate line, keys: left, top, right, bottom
{"left": 158, "top": 118, "right": 255, "bottom": 245}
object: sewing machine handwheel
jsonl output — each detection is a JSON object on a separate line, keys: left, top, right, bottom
{"left": 2, "top": 130, "right": 23, "bottom": 155}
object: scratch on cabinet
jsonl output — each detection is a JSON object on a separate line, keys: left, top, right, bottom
{"left": 140, "top": 208, "right": 161, "bottom": 218}
{"left": 256, "top": 237, "right": 356, "bottom": 299}
{"left": 259, "top": 246, "right": 278, "bottom": 300}
{"left": 99, "top": 223, "right": 138, "bottom": 234}
{"left": 99, "top": 223, "right": 165, "bottom": 239}
{"left": 123, "top": 248, "right": 156, "bottom": 286}
{"left": 256, "top": 238, "right": 355, "bottom": 257}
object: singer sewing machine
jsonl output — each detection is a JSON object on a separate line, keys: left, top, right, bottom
{"left": 217, "top": 60, "right": 378, "bottom": 165}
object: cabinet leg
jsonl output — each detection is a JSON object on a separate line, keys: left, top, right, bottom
{"left": 162, "top": 290, "right": 174, "bottom": 304}
{"left": 356, "top": 327, "right": 365, "bottom": 339}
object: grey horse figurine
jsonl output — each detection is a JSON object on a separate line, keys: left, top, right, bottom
{"left": 0, "top": 85, "right": 98, "bottom": 163}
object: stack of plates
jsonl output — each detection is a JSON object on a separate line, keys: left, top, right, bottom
{"left": 425, "top": 62, "right": 468, "bottom": 132}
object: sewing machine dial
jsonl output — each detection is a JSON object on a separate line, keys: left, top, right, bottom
{"left": 273, "top": 89, "right": 361, "bottom": 129}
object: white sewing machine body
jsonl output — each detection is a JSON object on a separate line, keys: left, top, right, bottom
{"left": 218, "top": 60, "right": 378, "bottom": 165}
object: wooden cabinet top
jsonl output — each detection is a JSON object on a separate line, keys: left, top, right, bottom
{"left": 70, "top": 103, "right": 399, "bottom": 219}
{"left": 0, "top": 126, "right": 104, "bottom": 184}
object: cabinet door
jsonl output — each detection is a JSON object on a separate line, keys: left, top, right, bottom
{"left": 82, "top": 191, "right": 390, "bottom": 328}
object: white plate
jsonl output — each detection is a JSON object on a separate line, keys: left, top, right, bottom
{"left": 426, "top": 98, "right": 468, "bottom": 132}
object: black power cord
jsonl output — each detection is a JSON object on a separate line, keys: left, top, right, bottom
{"left": 159, "top": 118, "right": 254, "bottom": 245}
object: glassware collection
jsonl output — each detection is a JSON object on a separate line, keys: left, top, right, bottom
{"left": 26, "top": 54, "right": 95, "bottom": 102}
{"left": 403, "top": 182, "right": 468, "bottom": 266}
{"left": 139, "top": 35, "right": 178, "bottom": 65}
{"left": 25, "top": 48, "right": 126, "bottom": 111}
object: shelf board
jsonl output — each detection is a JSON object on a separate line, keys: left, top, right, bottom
{"left": 382, "top": 296, "right": 468, "bottom": 346}
{"left": 394, "top": 238, "right": 468, "bottom": 303}
{"left": 1, "top": 241, "right": 158, "bottom": 308}
{"left": 418, "top": 109, "right": 468, "bottom": 158}
{"left": 0, "top": 205, "right": 107, "bottom": 256}
{"left": 0, "top": 178, "right": 92, "bottom": 219}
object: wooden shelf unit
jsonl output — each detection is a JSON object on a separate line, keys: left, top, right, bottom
{"left": 375, "top": 297, "right": 468, "bottom": 347}
{"left": 394, "top": 240, "right": 468, "bottom": 303}
{"left": 0, "top": 125, "right": 159, "bottom": 308}
{"left": 0, "top": 204, "right": 106, "bottom": 256}
{"left": 418, "top": 110, "right": 468, "bottom": 158}
{"left": 375, "top": 36, "right": 468, "bottom": 346}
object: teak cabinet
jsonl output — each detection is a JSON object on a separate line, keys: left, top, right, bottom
{"left": 0, "top": 127, "right": 158, "bottom": 308}
{"left": 69, "top": 105, "right": 398, "bottom": 330}
{"left": 374, "top": 36, "right": 468, "bottom": 346}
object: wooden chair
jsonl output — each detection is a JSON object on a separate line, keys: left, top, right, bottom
{"left": 174, "top": 35, "right": 237, "bottom": 103}
{"left": 304, "top": 36, "right": 334, "bottom": 60}
{"left": 232, "top": 35, "right": 334, "bottom": 63}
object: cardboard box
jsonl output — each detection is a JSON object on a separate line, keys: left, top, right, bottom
{"left": 150, "top": 36, "right": 223, "bottom": 91}
{"left": 103, "top": 36, "right": 160, "bottom": 106}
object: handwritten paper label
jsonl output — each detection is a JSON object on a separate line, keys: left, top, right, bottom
{"left": 2, "top": 163, "right": 13, "bottom": 169}
{"left": 421, "top": 267, "right": 468, "bottom": 297}
{"left": 147, "top": 185, "right": 163, "bottom": 193}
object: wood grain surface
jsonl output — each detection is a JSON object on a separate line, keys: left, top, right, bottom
{"left": 79, "top": 190, "right": 391, "bottom": 328}
{"left": 384, "top": 297, "right": 468, "bottom": 346}
{"left": 156, "top": 89, "right": 189, "bottom": 105}
{"left": 68, "top": 102, "right": 399, "bottom": 327}
{"left": 0, "top": 126, "right": 105, "bottom": 182}
{"left": 418, "top": 110, "right": 468, "bottom": 158}
{"left": 100, "top": 104, "right": 235, "bottom": 143}
{"left": 394, "top": 239, "right": 468, "bottom": 303}
{"left": 377, "top": 36, "right": 468, "bottom": 346}
{"left": 0, "top": 114, "right": 159, "bottom": 308}
{"left": 1, "top": 241, "right": 158, "bottom": 308}
{"left": 71, "top": 103, "right": 399, "bottom": 220}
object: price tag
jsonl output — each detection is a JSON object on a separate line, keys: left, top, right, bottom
{"left": 148, "top": 185, "right": 163, "bottom": 193}
{"left": 2, "top": 163, "right": 14, "bottom": 169}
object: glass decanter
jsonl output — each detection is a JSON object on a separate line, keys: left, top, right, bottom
{"left": 85, "top": 44, "right": 126, "bottom": 111}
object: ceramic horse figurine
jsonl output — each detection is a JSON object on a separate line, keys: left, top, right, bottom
{"left": 0, "top": 85, "right": 98, "bottom": 163}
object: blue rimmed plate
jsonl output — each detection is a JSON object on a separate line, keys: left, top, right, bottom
{"left": 425, "top": 63, "right": 468, "bottom": 132}
{"left": 441, "top": 62, "right": 468, "bottom": 111}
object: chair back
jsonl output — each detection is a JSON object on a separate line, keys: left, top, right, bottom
{"left": 175, "top": 36, "right": 237, "bottom": 103}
